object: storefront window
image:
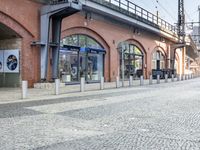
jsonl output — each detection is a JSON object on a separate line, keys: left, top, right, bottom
{"left": 120, "top": 44, "right": 143, "bottom": 79}
{"left": 152, "top": 50, "right": 165, "bottom": 70}
{"left": 60, "top": 34, "right": 105, "bottom": 83}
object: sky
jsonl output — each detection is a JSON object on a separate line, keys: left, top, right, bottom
{"left": 132, "top": 0, "right": 200, "bottom": 26}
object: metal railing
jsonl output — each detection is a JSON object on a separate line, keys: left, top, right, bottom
{"left": 50, "top": 0, "right": 79, "bottom": 5}
{"left": 89, "top": 0, "right": 177, "bottom": 34}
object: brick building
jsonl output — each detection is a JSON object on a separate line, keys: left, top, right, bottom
{"left": 0, "top": 0, "right": 198, "bottom": 87}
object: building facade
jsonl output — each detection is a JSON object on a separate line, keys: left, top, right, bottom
{"left": 0, "top": 0, "right": 198, "bottom": 87}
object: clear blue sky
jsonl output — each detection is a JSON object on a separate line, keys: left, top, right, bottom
{"left": 132, "top": 0, "right": 200, "bottom": 25}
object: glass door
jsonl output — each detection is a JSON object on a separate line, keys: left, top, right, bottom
{"left": 86, "top": 53, "right": 103, "bottom": 82}
{"left": 59, "top": 50, "right": 79, "bottom": 83}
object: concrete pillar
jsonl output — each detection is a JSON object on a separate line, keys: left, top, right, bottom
{"left": 54, "top": 79, "right": 60, "bottom": 95}
{"left": 157, "top": 75, "right": 160, "bottom": 84}
{"left": 80, "top": 77, "right": 85, "bottom": 92}
{"left": 116, "top": 76, "right": 120, "bottom": 88}
{"left": 22, "top": 81, "right": 28, "bottom": 99}
{"left": 100, "top": 77, "right": 104, "bottom": 90}
{"left": 165, "top": 74, "right": 168, "bottom": 83}
{"left": 171, "top": 74, "right": 174, "bottom": 82}
{"left": 149, "top": 75, "right": 153, "bottom": 85}
{"left": 129, "top": 76, "right": 133, "bottom": 87}
{"left": 140, "top": 76, "right": 144, "bottom": 86}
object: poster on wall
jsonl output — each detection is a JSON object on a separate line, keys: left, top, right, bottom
{"left": 0, "top": 51, "right": 3, "bottom": 73}
{"left": 4, "top": 49, "right": 19, "bottom": 73}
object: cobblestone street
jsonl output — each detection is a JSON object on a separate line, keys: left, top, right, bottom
{"left": 1, "top": 78, "right": 200, "bottom": 150}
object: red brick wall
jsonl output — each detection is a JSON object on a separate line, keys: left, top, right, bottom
{"left": 0, "top": 0, "right": 42, "bottom": 87}
{"left": 61, "top": 13, "right": 176, "bottom": 80}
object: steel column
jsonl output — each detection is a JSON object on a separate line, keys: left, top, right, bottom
{"left": 52, "top": 18, "right": 62, "bottom": 79}
{"left": 40, "top": 14, "right": 50, "bottom": 80}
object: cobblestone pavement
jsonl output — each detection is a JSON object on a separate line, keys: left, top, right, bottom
{"left": 1, "top": 78, "right": 200, "bottom": 150}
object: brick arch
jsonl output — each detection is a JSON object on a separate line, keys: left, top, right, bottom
{"left": 0, "top": 11, "right": 37, "bottom": 86}
{"left": 124, "top": 39, "right": 147, "bottom": 55}
{"left": 151, "top": 46, "right": 167, "bottom": 58}
{"left": 151, "top": 46, "right": 167, "bottom": 70}
{"left": 61, "top": 27, "right": 111, "bottom": 81}
{"left": 0, "top": 11, "right": 34, "bottom": 38}
{"left": 61, "top": 27, "right": 110, "bottom": 51}
{"left": 117, "top": 39, "right": 147, "bottom": 78}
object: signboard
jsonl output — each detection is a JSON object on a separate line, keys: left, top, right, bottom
{"left": 0, "top": 51, "right": 3, "bottom": 72}
{"left": 3, "top": 50, "right": 19, "bottom": 73}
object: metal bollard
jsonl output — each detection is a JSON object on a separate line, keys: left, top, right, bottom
{"left": 80, "top": 77, "right": 85, "bottom": 92}
{"left": 186, "top": 75, "right": 188, "bottom": 80}
{"left": 116, "top": 76, "right": 120, "bottom": 88}
{"left": 129, "top": 76, "right": 133, "bottom": 87}
{"left": 182, "top": 74, "right": 185, "bottom": 81}
{"left": 149, "top": 75, "right": 153, "bottom": 85}
{"left": 140, "top": 76, "right": 144, "bottom": 86}
{"left": 22, "top": 80, "right": 28, "bottom": 99}
{"left": 55, "top": 79, "right": 60, "bottom": 95}
{"left": 157, "top": 75, "right": 160, "bottom": 84}
{"left": 100, "top": 77, "right": 104, "bottom": 90}
{"left": 171, "top": 74, "right": 174, "bottom": 82}
{"left": 165, "top": 74, "right": 168, "bottom": 83}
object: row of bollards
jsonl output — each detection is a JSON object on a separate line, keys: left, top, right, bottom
{"left": 21, "top": 73, "right": 198, "bottom": 99}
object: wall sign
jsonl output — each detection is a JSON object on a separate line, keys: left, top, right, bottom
{"left": 0, "top": 49, "right": 19, "bottom": 73}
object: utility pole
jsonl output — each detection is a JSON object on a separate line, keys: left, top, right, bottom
{"left": 177, "top": 0, "right": 185, "bottom": 43}
{"left": 172, "top": 0, "right": 185, "bottom": 75}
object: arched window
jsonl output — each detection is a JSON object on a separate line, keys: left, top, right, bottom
{"left": 120, "top": 44, "right": 144, "bottom": 79}
{"left": 61, "top": 34, "right": 102, "bottom": 49}
{"left": 152, "top": 50, "right": 165, "bottom": 70}
{"left": 60, "top": 34, "right": 105, "bottom": 83}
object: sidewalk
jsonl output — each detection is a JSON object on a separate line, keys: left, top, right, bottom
{"left": 0, "top": 78, "right": 185, "bottom": 104}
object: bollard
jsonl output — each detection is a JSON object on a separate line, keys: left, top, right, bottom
{"left": 129, "top": 76, "right": 133, "bottom": 87}
{"left": 149, "top": 75, "right": 153, "bottom": 85}
{"left": 165, "top": 74, "right": 168, "bottom": 83}
{"left": 100, "top": 77, "right": 104, "bottom": 90}
{"left": 140, "top": 76, "right": 144, "bottom": 86}
{"left": 186, "top": 75, "right": 188, "bottom": 80}
{"left": 116, "top": 76, "right": 120, "bottom": 88}
{"left": 182, "top": 74, "right": 185, "bottom": 81}
{"left": 80, "top": 77, "right": 85, "bottom": 92}
{"left": 171, "top": 74, "right": 174, "bottom": 82}
{"left": 177, "top": 74, "right": 180, "bottom": 81}
{"left": 157, "top": 75, "right": 160, "bottom": 84}
{"left": 22, "top": 80, "right": 28, "bottom": 99}
{"left": 55, "top": 79, "right": 60, "bottom": 95}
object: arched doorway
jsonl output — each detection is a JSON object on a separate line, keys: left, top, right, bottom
{"left": 151, "top": 49, "right": 166, "bottom": 78}
{"left": 60, "top": 34, "right": 105, "bottom": 83}
{"left": 152, "top": 50, "right": 165, "bottom": 70}
{"left": 0, "top": 23, "right": 21, "bottom": 87}
{"left": 119, "top": 43, "right": 144, "bottom": 79}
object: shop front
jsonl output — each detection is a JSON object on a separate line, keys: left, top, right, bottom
{"left": 120, "top": 44, "right": 144, "bottom": 80}
{"left": 59, "top": 34, "right": 105, "bottom": 84}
